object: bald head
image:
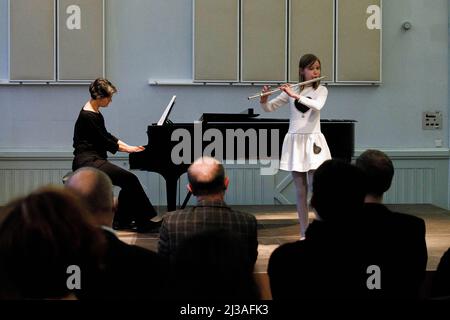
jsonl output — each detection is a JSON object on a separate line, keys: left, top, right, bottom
{"left": 187, "top": 157, "right": 226, "bottom": 196}
{"left": 65, "top": 167, "right": 113, "bottom": 221}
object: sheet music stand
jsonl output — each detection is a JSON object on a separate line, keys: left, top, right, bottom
{"left": 157, "top": 95, "right": 176, "bottom": 126}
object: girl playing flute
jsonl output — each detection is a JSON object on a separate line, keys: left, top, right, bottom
{"left": 259, "top": 54, "right": 331, "bottom": 239}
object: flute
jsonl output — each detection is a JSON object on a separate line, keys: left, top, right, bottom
{"left": 247, "top": 76, "right": 326, "bottom": 100}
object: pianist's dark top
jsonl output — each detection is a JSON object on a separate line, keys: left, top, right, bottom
{"left": 72, "top": 109, "right": 119, "bottom": 168}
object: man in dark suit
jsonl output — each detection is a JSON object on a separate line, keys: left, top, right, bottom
{"left": 66, "top": 167, "right": 167, "bottom": 299}
{"left": 268, "top": 159, "right": 369, "bottom": 299}
{"left": 158, "top": 156, "right": 258, "bottom": 267}
{"left": 356, "top": 149, "right": 427, "bottom": 299}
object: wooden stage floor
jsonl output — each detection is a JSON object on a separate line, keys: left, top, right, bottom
{"left": 118, "top": 204, "right": 450, "bottom": 272}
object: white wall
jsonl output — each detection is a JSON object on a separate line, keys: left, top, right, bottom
{"left": 0, "top": 0, "right": 448, "bottom": 151}
{"left": 0, "top": 0, "right": 449, "bottom": 207}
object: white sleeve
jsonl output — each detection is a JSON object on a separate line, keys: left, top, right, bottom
{"left": 298, "top": 86, "right": 328, "bottom": 111}
{"left": 260, "top": 91, "right": 290, "bottom": 112}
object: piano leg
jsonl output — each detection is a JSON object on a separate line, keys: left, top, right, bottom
{"left": 165, "top": 177, "right": 178, "bottom": 212}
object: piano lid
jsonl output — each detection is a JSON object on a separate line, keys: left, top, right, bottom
{"left": 200, "top": 108, "right": 260, "bottom": 123}
{"left": 199, "top": 110, "right": 356, "bottom": 124}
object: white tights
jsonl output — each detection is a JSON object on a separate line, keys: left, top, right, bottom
{"left": 292, "top": 170, "right": 315, "bottom": 238}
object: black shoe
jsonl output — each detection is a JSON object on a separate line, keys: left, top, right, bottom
{"left": 136, "top": 220, "right": 162, "bottom": 233}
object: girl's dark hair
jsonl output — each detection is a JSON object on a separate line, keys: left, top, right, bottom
{"left": 89, "top": 78, "right": 117, "bottom": 100}
{"left": 299, "top": 53, "right": 321, "bottom": 89}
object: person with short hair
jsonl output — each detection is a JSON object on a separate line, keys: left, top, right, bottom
{"left": 66, "top": 167, "right": 167, "bottom": 299}
{"left": 72, "top": 78, "right": 160, "bottom": 233}
{"left": 356, "top": 149, "right": 427, "bottom": 299}
{"left": 355, "top": 149, "right": 394, "bottom": 201}
{"left": 158, "top": 156, "right": 258, "bottom": 267}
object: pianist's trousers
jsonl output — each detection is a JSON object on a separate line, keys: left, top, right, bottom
{"left": 79, "top": 159, "right": 157, "bottom": 225}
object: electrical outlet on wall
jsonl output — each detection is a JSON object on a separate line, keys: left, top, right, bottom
{"left": 434, "top": 139, "right": 443, "bottom": 147}
{"left": 422, "top": 111, "right": 442, "bottom": 130}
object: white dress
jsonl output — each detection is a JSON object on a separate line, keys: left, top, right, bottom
{"left": 260, "top": 85, "right": 331, "bottom": 172}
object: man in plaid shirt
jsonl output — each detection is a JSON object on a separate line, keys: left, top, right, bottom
{"left": 158, "top": 157, "right": 258, "bottom": 266}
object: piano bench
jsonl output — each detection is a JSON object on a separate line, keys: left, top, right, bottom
{"left": 62, "top": 171, "right": 73, "bottom": 185}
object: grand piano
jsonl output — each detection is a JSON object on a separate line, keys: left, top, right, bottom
{"left": 130, "top": 103, "right": 355, "bottom": 212}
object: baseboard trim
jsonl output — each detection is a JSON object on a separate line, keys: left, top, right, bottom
{"left": 0, "top": 149, "right": 449, "bottom": 208}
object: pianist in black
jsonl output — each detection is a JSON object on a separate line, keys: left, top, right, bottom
{"left": 72, "top": 78, "right": 160, "bottom": 233}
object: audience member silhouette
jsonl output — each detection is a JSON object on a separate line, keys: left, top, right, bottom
{"left": 169, "top": 229, "right": 260, "bottom": 300}
{"left": 432, "top": 248, "right": 450, "bottom": 298}
{"left": 356, "top": 149, "right": 427, "bottom": 299}
{"left": 66, "top": 167, "right": 167, "bottom": 299}
{"left": 0, "top": 187, "right": 105, "bottom": 300}
{"left": 268, "top": 159, "right": 368, "bottom": 299}
{"left": 158, "top": 157, "right": 258, "bottom": 267}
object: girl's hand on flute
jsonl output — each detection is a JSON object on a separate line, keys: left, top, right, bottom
{"left": 280, "top": 84, "right": 300, "bottom": 100}
{"left": 259, "top": 85, "right": 271, "bottom": 104}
